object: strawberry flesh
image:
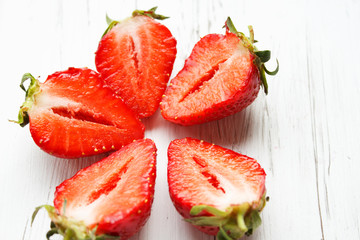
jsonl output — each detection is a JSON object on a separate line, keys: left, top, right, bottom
{"left": 168, "top": 138, "right": 266, "bottom": 236}
{"left": 161, "top": 32, "right": 260, "bottom": 125}
{"left": 28, "top": 67, "right": 144, "bottom": 158}
{"left": 54, "top": 139, "right": 157, "bottom": 239}
{"left": 96, "top": 15, "right": 177, "bottom": 118}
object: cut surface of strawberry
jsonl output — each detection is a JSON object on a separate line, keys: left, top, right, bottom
{"left": 168, "top": 138, "right": 266, "bottom": 239}
{"left": 13, "top": 68, "right": 144, "bottom": 158}
{"left": 161, "top": 17, "right": 278, "bottom": 125}
{"left": 32, "top": 139, "right": 157, "bottom": 240}
{"left": 95, "top": 7, "right": 177, "bottom": 118}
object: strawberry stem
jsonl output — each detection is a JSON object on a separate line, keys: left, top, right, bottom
{"left": 10, "top": 73, "right": 41, "bottom": 127}
{"left": 224, "top": 17, "right": 279, "bottom": 94}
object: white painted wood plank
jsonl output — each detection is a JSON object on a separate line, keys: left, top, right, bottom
{"left": 305, "top": 0, "right": 360, "bottom": 239}
{"left": 1, "top": 0, "right": 360, "bottom": 240}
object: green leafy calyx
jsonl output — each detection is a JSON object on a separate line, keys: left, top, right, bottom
{"left": 31, "top": 204, "right": 119, "bottom": 240}
{"left": 186, "top": 194, "right": 267, "bottom": 240}
{"left": 101, "top": 14, "right": 120, "bottom": 38}
{"left": 132, "top": 6, "right": 169, "bottom": 20}
{"left": 225, "top": 17, "right": 279, "bottom": 94}
{"left": 10, "top": 73, "right": 41, "bottom": 127}
{"left": 102, "top": 7, "right": 168, "bottom": 38}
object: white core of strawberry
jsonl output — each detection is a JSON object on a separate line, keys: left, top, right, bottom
{"left": 66, "top": 194, "right": 108, "bottom": 226}
{"left": 114, "top": 16, "right": 145, "bottom": 34}
{"left": 33, "top": 92, "right": 80, "bottom": 111}
{"left": 113, "top": 16, "right": 144, "bottom": 52}
{"left": 214, "top": 173, "right": 259, "bottom": 210}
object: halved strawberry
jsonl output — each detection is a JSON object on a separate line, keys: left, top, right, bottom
{"left": 32, "top": 139, "right": 157, "bottom": 240}
{"left": 161, "top": 17, "right": 278, "bottom": 125}
{"left": 168, "top": 138, "right": 267, "bottom": 239}
{"left": 12, "top": 67, "right": 144, "bottom": 158}
{"left": 95, "top": 7, "right": 177, "bottom": 118}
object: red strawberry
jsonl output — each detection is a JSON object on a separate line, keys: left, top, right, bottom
{"left": 13, "top": 67, "right": 144, "bottom": 158}
{"left": 32, "top": 139, "right": 157, "bottom": 240}
{"left": 168, "top": 138, "right": 267, "bottom": 239}
{"left": 161, "top": 17, "right": 278, "bottom": 125}
{"left": 95, "top": 7, "right": 177, "bottom": 118}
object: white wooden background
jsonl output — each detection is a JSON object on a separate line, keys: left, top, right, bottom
{"left": 1, "top": 0, "right": 360, "bottom": 239}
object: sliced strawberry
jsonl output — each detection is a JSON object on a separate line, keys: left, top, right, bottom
{"left": 13, "top": 68, "right": 144, "bottom": 158}
{"left": 168, "top": 138, "right": 266, "bottom": 239}
{"left": 161, "top": 17, "right": 278, "bottom": 125}
{"left": 95, "top": 7, "right": 177, "bottom": 118}
{"left": 32, "top": 139, "right": 157, "bottom": 240}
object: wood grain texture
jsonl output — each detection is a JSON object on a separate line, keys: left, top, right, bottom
{"left": 0, "top": 0, "right": 359, "bottom": 239}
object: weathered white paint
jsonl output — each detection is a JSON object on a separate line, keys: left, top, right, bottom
{"left": 0, "top": 0, "right": 359, "bottom": 239}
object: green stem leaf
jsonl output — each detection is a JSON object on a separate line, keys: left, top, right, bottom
{"left": 46, "top": 229, "right": 58, "bottom": 240}
{"left": 185, "top": 216, "right": 228, "bottom": 226}
{"left": 248, "top": 25, "right": 254, "bottom": 44}
{"left": 31, "top": 205, "right": 46, "bottom": 226}
{"left": 132, "top": 6, "right": 169, "bottom": 20}
{"left": 225, "top": 17, "right": 238, "bottom": 34}
{"left": 254, "top": 50, "right": 271, "bottom": 63}
{"left": 101, "top": 19, "right": 119, "bottom": 38}
{"left": 244, "top": 210, "right": 262, "bottom": 236}
{"left": 236, "top": 210, "right": 248, "bottom": 233}
{"left": 264, "top": 59, "right": 279, "bottom": 76}
{"left": 217, "top": 226, "right": 233, "bottom": 240}
{"left": 106, "top": 14, "right": 114, "bottom": 25}
{"left": 10, "top": 73, "right": 41, "bottom": 127}
{"left": 260, "top": 66, "right": 269, "bottom": 95}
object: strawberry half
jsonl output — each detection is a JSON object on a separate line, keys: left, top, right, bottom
{"left": 168, "top": 138, "right": 267, "bottom": 239}
{"left": 95, "top": 7, "right": 177, "bottom": 118}
{"left": 32, "top": 139, "right": 157, "bottom": 240}
{"left": 161, "top": 17, "right": 279, "bottom": 125}
{"left": 13, "top": 68, "right": 144, "bottom": 158}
